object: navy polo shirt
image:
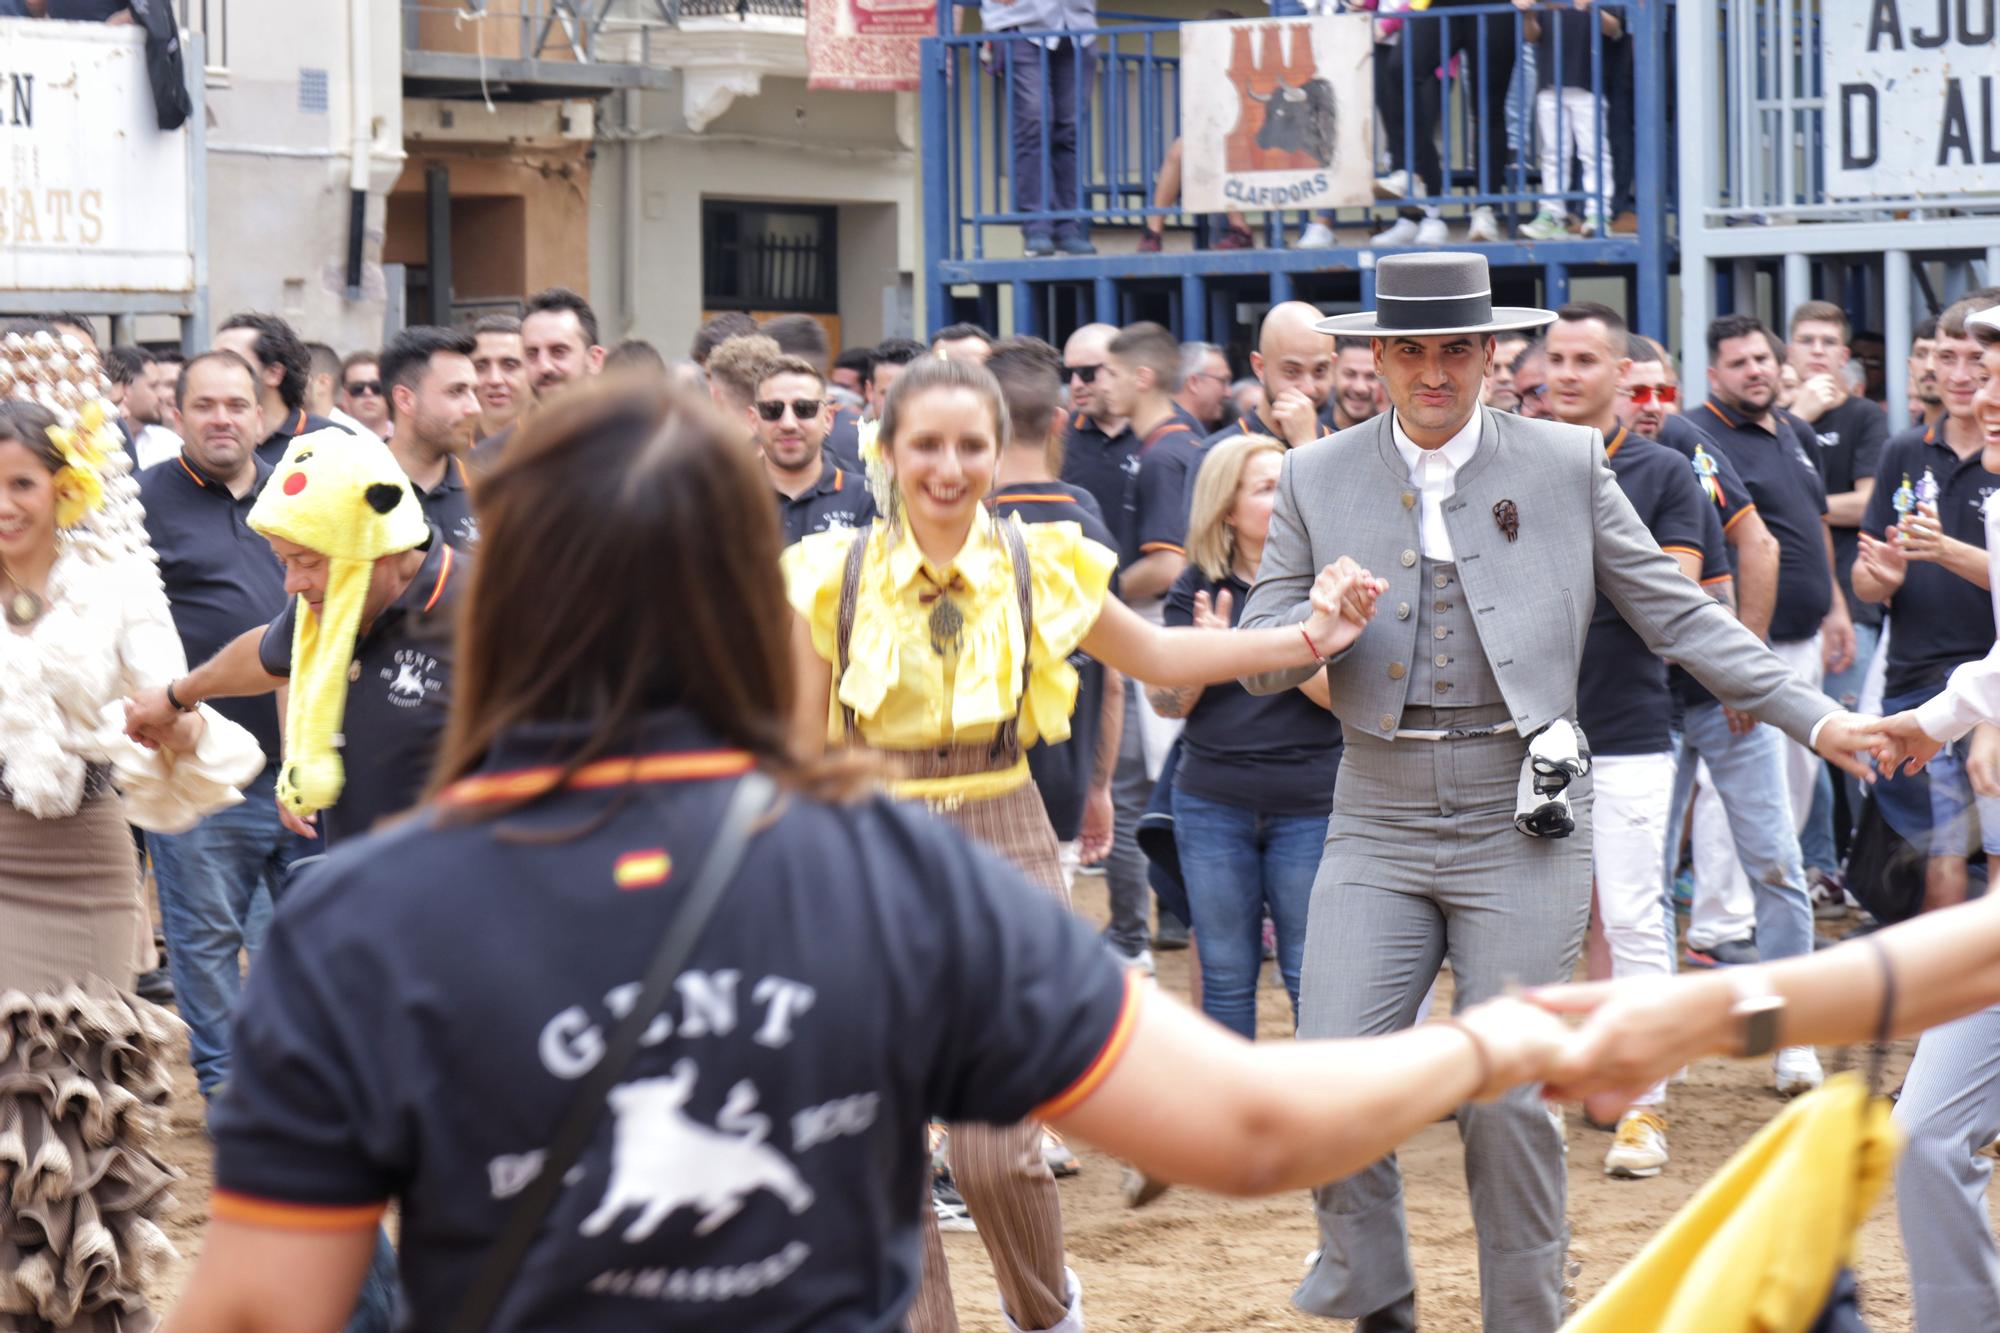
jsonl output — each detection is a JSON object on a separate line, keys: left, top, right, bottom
{"left": 1682, "top": 399, "right": 1832, "bottom": 642}
{"left": 1131, "top": 417, "right": 1204, "bottom": 569}
{"left": 257, "top": 533, "right": 465, "bottom": 849}
{"left": 1654, "top": 414, "right": 1761, "bottom": 711}
{"left": 822, "top": 406, "right": 863, "bottom": 475}
{"left": 256, "top": 407, "right": 347, "bottom": 466}
{"left": 1577, "top": 428, "right": 1714, "bottom": 756}
{"left": 417, "top": 455, "right": 481, "bottom": 553}
{"left": 1167, "top": 566, "right": 1341, "bottom": 815}
{"left": 210, "top": 710, "right": 1134, "bottom": 1333}
{"left": 139, "top": 452, "right": 288, "bottom": 763}
{"left": 1862, "top": 421, "right": 2000, "bottom": 700}
{"left": 1060, "top": 411, "right": 1141, "bottom": 572}
{"left": 1800, "top": 396, "right": 1889, "bottom": 626}
{"left": 777, "top": 458, "right": 876, "bottom": 547}
{"left": 991, "top": 482, "right": 1119, "bottom": 841}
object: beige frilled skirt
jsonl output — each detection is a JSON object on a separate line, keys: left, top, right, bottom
{"left": 0, "top": 794, "right": 184, "bottom": 1332}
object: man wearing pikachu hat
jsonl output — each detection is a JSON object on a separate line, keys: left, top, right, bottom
{"left": 126, "top": 426, "right": 467, "bottom": 852}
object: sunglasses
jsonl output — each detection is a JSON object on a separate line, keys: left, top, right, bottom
{"left": 1621, "top": 384, "right": 1679, "bottom": 406}
{"left": 755, "top": 397, "right": 824, "bottom": 422}
{"left": 344, "top": 381, "right": 383, "bottom": 397}
{"left": 1064, "top": 363, "right": 1102, "bottom": 384}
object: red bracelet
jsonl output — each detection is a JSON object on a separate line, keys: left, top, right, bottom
{"left": 1300, "top": 624, "right": 1324, "bottom": 661}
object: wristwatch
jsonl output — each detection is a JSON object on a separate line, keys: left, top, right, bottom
{"left": 1725, "top": 970, "right": 1786, "bottom": 1058}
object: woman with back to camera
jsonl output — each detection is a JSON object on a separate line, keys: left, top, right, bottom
{"left": 0, "top": 338, "right": 264, "bottom": 1332}
{"left": 165, "top": 376, "right": 1574, "bottom": 1333}
{"left": 1146, "top": 435, "right": 1342, "bottom": 1039}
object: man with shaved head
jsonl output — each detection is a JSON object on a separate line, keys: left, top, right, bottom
{"left": 1206, "top": 300, "right": 1336, "bottom": 450}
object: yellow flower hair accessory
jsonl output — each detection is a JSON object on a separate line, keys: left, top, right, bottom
{"left": 47, "top": 401, "right": 114, "bottom": 472}
{"left": 44, "top": 418, "right": 109, "bottom": 528}
{"left": 52, "top": 462, "right": 105, "bottom": 528}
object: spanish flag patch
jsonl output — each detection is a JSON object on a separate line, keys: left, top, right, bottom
{"left": 613, "top": 848, "right": 672, "bottom": 891}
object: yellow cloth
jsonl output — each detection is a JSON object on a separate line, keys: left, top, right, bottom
{"left": 1564, "top": 1072, "right": 1900, "bottom": 1333}
{"left": 782, "top": 515, "right": 1117, "bottom": 758}
{"left": 246, "top": 429, "right": 430, "bottom": 818}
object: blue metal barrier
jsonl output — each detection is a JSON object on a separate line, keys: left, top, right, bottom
{"left": 919, "top": 0, "right": 1676, "bottom": 344}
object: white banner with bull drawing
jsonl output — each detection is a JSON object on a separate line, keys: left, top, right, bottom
{"left": 1179, "top": 14, "right": 1374, "bottom": 216}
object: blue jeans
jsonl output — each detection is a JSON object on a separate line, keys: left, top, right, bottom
{"left": 346, "top": 1230, "right": 399, "bottom": 1333}
{"left": 146, "top": 763, "right": 298, "bottom": 1096}
{"left": 1801, "top": 619, "right": 1882, "bottom": 870}
{"left": 1665, "top": 703, "right": 1815, "bottom": 964}
{"left": 1170, "top": 786, "right": 1325, "bottom": 1038}
{"left": 1004, "top": 38, "right": 1093, "bottom": 243}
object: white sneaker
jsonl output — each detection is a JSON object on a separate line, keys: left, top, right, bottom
{"left": 1774, "top": 1046, "right": 1824, "bottom": 1098}
{"left": 1519, "top": 209, "right": 1570, "bottom": 241}
{"left": 1604, "top": 1110, "right": 1669, "bottom": 1179}
{"left": 1414, "top": 215, "right": 1449, "bottom": 245}
{"left": 1373, "top": 169, "right": 1411, "bottom": 198}
{"left": 1370, "top": 216, "right": 1420, "bottom": 247}
{"left": 1295, "top": 221, "right": 1336, "bottom": 249}
{"left": 1107, "top": 942, "right": 1155, "bottom": 975}
{"left": 1467, "top": 205, "right": 1502, "bottom": 242}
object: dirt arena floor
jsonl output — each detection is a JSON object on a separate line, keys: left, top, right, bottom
{"left": 140, "top": 873, "right": 1995, "bottom": 1330}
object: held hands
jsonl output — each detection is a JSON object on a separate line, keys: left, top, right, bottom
{"left": 1813, "top": 711, "right": 1883, "bottom": 783}
{"left": 122, "top": 690, "right": 205, "bottom": 754}
{"left": 1451, "top": 995, "right": 1575, "bottom": 1101}
{"left": 1304, "top": 558, "right": 1386, "bottom": 659}
{"left": 1529, "top": 976, "right": 1716, "bottom": 1125}
{"left": 1872, "top": 709, "right": 1946, "bottom": 779}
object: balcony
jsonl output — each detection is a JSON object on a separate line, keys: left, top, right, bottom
{"left": 919, "top": 1, "right": 1676, "bottom": 340}
{"left": 403, "top": 0, "right": 808, "bottom": 129}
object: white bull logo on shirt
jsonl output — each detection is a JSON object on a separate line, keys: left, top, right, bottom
{"left": 579, "top": 1060, "right": 815, "bottom": 1243}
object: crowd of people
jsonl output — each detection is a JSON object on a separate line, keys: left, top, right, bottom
{"left": 4, "top": 256, "right": 2000, "bottom": 1333}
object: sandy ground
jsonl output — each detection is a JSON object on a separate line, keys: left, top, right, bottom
{"left": 139, "top": 874, "right": 1993, "bottom": 1331}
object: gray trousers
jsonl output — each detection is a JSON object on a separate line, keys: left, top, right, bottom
{"left": 1895, "top": 1006, "right": 2000, "bottom": 1333}
{"left": 1293, "top": 711, "right": 1592, "bottom": 1332}
{"left": 1102, "top": 681, "right": 1153, "bottom": 955}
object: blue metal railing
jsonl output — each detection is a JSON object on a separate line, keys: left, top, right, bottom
{"left": 920, "top": 0, "right": 1678, "bottom": 336}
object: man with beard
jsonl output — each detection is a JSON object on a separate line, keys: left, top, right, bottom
{"left": 1330, "top": 336, "right": 1383, "bottom": 431}
{"left": 1909, "top": 314, "right": 1945, "bottom": 429}
{"left": 751, "top": 354, "right": 874, "bottom": 545}
{"left": 1204, "top": 302, "right": 1335, "bottom": 450}
{"left": 1617, "top": 338, "right": 1681, "bottom": 438}
{"left": 521, "top": 287, "right": 607, "bottom": 400}
{"left": 135, "top": 349, "right": 299, "bottom": 1105}
{"left": 111, "top": 344, "right": 183, "bottom": 468}
{"left": 380, "top": 326, "right": 484, "bottom": 553}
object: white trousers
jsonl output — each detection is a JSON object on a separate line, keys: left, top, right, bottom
{"left": 1128, "top": 594, "right": 1183, "bottom": 779}
{"left": 1535, "top": 86, "right": 1609, "bottom": 219}
{"left": 1590, "top": 752, "right": 1677, "bottom": 1106}
{"left": 1691, "top": 634, "right": 1824, "bottom": 948}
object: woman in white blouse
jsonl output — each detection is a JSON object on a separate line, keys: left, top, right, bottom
{"left": 0, "top": 360, "right": 262, "bottom": 1332}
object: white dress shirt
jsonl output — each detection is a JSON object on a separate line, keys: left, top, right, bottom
{"left": 1916, "top": 492, "right": 2000, "bottom": 741}
{"left": 1391, "top": 409, "right": 1482, "bottom": 562}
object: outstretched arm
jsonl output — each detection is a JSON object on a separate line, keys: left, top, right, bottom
{"left": 126, "top": 624, "right": 284, "bottom": 743}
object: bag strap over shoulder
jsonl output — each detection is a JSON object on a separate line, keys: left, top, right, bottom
{"left": 447, "top": 770, "right": 778, "bottom": 1333}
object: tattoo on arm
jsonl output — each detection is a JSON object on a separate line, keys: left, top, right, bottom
{"left": 1147, "top": 683, "right": 1201, "bottom": 719}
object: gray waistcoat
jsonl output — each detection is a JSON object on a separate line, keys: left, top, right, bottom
{"left": 1406, "top": 558, "right": 1503, "bottom": 709}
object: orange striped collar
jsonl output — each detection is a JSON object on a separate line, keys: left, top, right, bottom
{"left": 1603, "top": 424, "right": 1630, "bottom": 459}
{"left": 996, "top": 492, "right": 1077, "bottom": 505}
{"left": 421, "top": 545, "right": 454, "bottom": 613}
{"left": 441, "top": 749, "right": 755, "bottom": 806}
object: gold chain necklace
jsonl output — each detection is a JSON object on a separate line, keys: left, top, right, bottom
{"left": 0, "top": 564, "right": 47, "bottom": 629}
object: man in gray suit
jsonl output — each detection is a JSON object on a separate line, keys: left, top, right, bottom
{"left": 1240, "top": 253, "right": 1880, "bottom": 1333}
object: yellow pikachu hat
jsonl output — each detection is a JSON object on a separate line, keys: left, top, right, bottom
{"left": 248, "top": 429, "right": 429, "bottom": 818}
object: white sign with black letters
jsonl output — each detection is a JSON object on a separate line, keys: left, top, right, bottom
{"left": 1823, "top": 1, "right": 2000, "bottom": 198}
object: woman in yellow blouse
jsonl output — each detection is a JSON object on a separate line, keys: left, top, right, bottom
{"left": 784, "top": 355, "right": 1380, "bottom": 1333}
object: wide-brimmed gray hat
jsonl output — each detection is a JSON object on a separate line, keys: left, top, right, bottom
{"left": 1316, "top": 252, "right": 1558, "bottom": 338}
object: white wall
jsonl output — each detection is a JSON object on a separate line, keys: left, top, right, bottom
{"left": 590, "top": 74, "right": 917, "bottom": 360}
{"left": 201, "top": 0, "right": 404, "bottom": 353}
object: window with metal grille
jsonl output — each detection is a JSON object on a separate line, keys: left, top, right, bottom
{"left": 702, "top": 201, "right": 838, "bottom": 314}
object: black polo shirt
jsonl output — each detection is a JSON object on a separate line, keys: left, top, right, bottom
{"left": 1060, "top": 411, "right": 1141, "bottom": 573}
{"left": 139, "top": 452, "right": 288, "bottom": 763}
{"left": 1167, "top": 566, "right": 1341, "bottom": 815}
{"left": 1653, "top": 415, "right": 1760, "bottom": 711}
{"left": 777, "top": 458, "right": 876, "bottom": 546}
{"left": 256, "top": 407, "right": 347, "bottom": 466}
{"left": 1800, "top": 396, "right": 1889, "bottom": 627}
{"left": 416, "top": 455, "right": 481, "bottom": 553}
{"left": 1682, "top": 399, "right": 1832, "bottom": 642}
{"left": 257, "top": 533, "right": 465, "bottom": 849}
{"left": 1862, "top": 421, "right": 2000, "bottom": 700}
{"left": 1577, "top": 428, "right": 1713, "bottom": 756}
{"left": 822, "top": 407, "right": 863, "bottom": 475}
{"left": 1131, "top": 417, "right": 1204, "bottom": 569}
{"left": 210, "top": 710, "right": 1134, "bottom": 1333}
{"left": 991, "top": 483, "right": 1119, "bottom": 841}
{"left": 1169, "top": 401, "right": 1209, "bottom": 437}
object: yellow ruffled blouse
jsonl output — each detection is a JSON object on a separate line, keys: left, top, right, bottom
{"left": 783, "top": 515, "right": 1117, "bottom": 787}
